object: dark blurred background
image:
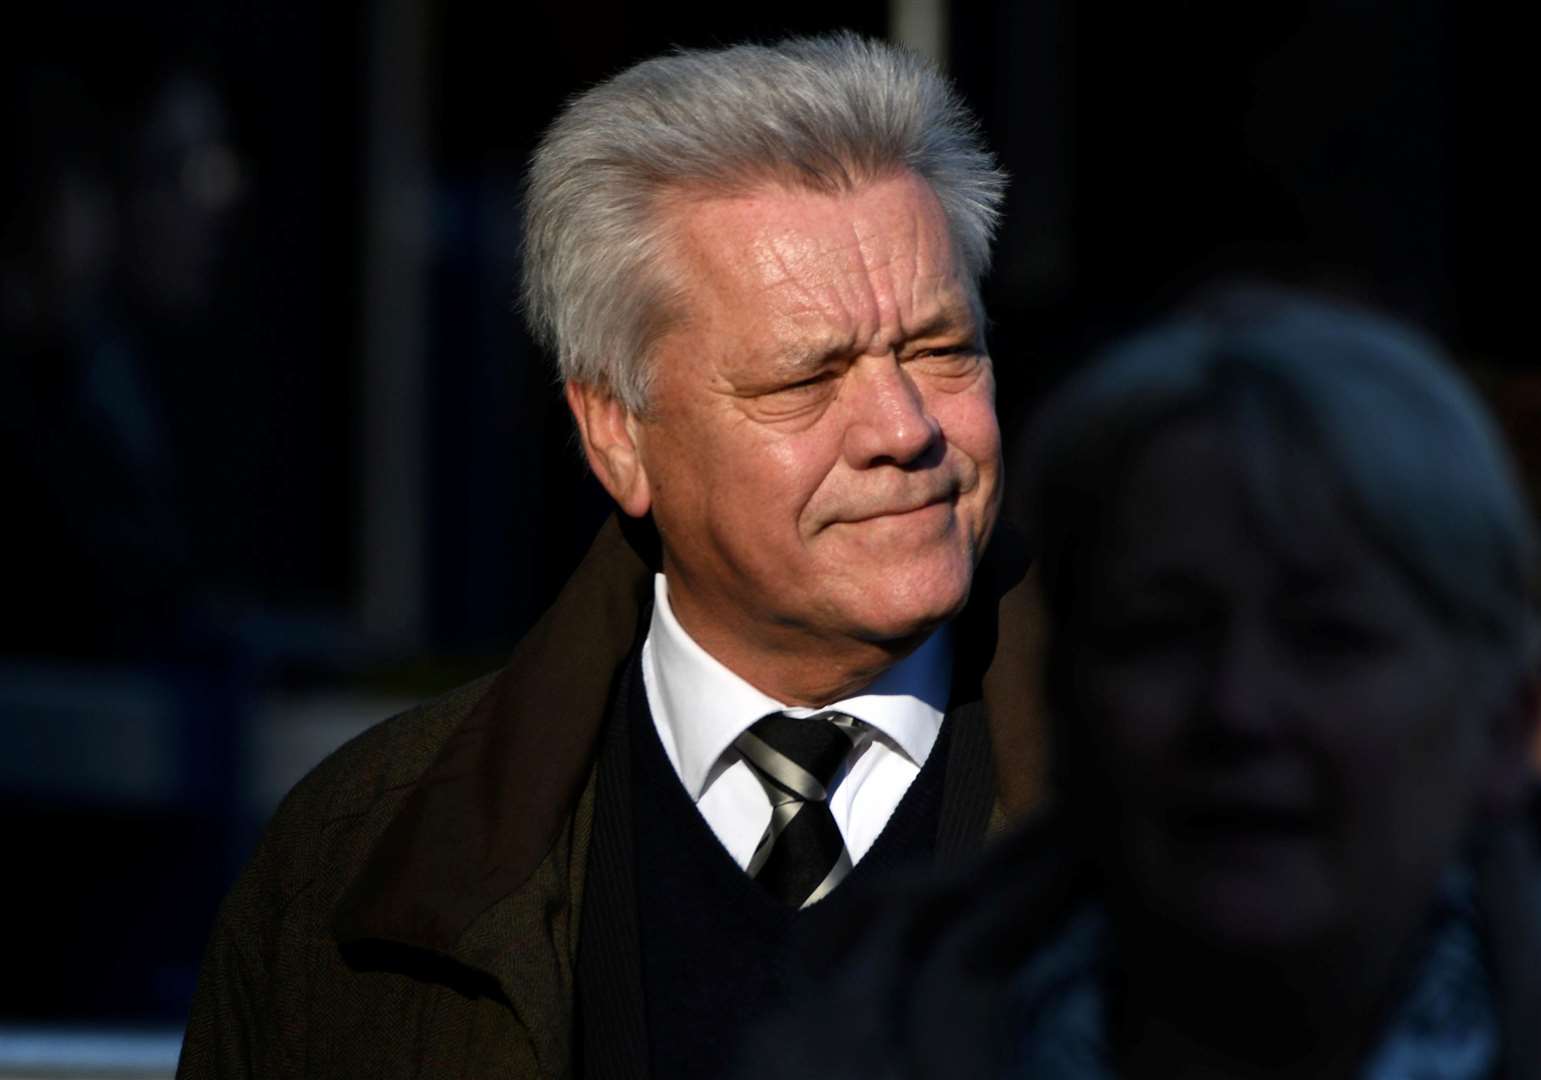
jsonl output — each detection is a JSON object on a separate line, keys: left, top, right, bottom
{"left": 0, "top": 0, "right": 1531, "bottom": 1056}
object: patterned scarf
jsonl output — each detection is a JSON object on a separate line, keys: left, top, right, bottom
{"left": 1008, "top": 870, "right": 1499, "bottom": 1078}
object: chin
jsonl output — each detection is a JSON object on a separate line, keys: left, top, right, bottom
{"left": 807, "top": 537, "right": 977, "bottom": 645}
{"left": 849, "top": 580, "right": 971, "bottom": 644}
{"left": 1159, "top": 878, "right": 1336, "bottom": 958}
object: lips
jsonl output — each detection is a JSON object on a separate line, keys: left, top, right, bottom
{"left": 835, "top": 483, "right": 960, "bottom": 525}
{"left": 1165, "top": 797, "right": 1321, "bottom": 848}
{"left": 1176, "top": 803, "right": 1314, "bottom": 830}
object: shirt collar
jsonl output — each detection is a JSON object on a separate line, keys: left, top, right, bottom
{"left": 641, "top": 573, "right": 950, "bottom": 799}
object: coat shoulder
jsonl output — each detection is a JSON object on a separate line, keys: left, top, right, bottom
{"left": 222, "top": 672, "right": 501, "bottom": 943}
{"left": 272, "top": 671, "right": 499, "bottom": 831}
{"left": 178, "top": 671, "right": 550, "bottom": 1079}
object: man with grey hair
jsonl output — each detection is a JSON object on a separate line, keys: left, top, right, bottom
{"left": 178, "top": 33, "right": 1048, "bottom": 1080}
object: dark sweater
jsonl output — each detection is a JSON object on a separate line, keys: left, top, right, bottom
{"left": 575, "top": 648, "right": 978, "bottom": 1079}
{"left": 630, "top": 658, "right": 950, "bottom": 1080}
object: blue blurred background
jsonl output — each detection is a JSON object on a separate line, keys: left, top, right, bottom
{"left": 1, "top": 0, "right": 1532, "bottom": 1069}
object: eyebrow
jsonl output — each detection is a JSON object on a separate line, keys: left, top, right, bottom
{"left": 763, "top": 343, "right": 846, "bottom": 382}
{"left": 770, "top": 301, "right": 980, "bottom": 371}
{"left": 903, "top": 302, "right": 979, "bottom": 344}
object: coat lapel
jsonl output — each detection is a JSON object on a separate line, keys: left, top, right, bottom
{"left": 334, "top": 516, "right": 656, "bottom": 955}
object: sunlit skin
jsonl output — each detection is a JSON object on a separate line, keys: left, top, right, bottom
{"left": 568, "top": 172, "right": 1001, "bottom": 704}
{"left": 1064, "top": 416, "right": 1531, "bottom": 1075}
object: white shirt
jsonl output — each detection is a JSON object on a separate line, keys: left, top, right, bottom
{"left": 640, "top": 573, "right": 950, "bottom": 870}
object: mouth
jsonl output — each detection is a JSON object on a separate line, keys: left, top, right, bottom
{"left": 1167, "top": 801, "right": 1320, "bottom": 847}
{"left": 836, "top": 488, "right": 958, "bottom": 526}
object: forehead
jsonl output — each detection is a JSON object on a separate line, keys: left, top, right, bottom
{"left": 1098, "top": 418, "right": 1377, "bottom": 591}
{"left": 658, "top": 172, "right": 976, "bottom": 361}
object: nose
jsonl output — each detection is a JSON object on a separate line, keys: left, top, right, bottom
{"left": 1197, "top": 621, "right": 1288, "bottom": 751}
{"left": 842, "top": 356, "right": 942, "bottom": 468}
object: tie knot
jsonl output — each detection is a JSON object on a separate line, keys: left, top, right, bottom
{"left": 735, "top": 710, "right": 868, "bottom": 800}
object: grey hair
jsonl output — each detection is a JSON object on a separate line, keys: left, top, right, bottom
{"left": 1023, "top": 287, "right": 1540, "bottom": 672}
{"left": 520, "top": 31, "right": 1007, "bottom": 413}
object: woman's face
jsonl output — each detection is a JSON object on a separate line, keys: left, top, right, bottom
{"left": 1065, "top": 416, "right": 1515, "bottom": 954}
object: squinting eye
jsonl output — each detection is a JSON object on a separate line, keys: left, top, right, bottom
{"left": 780, "top": 373, "right": 832, "bottom": 394}
{"left": 910, "top": 346, "right": 984, "bottom": 374}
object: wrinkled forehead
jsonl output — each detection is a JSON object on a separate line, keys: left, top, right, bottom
{"left": 657, "top": 172, "right": 982, "bottom": 332}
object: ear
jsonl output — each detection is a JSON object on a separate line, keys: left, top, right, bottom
{"left": 1479, "top": 672, "right": 1541, "bottom": 819}
{"left": 565, "top": 380, "right": 652, "bottom": 518}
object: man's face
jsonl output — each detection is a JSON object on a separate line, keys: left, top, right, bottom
{"left": 628, "top": 172, "right": 1001, "bottom": 695}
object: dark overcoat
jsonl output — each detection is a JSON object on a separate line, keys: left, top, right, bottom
{"left": 175, "top": 516, "right": 1053, "bottom": 1079}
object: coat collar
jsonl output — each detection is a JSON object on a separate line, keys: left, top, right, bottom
{"left": 332, "top": 514, "right": 1047, "bottom": 972}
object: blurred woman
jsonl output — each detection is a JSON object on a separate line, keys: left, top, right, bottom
{"left": 743, "top": 290, "right": 1541, "bottom": 1079}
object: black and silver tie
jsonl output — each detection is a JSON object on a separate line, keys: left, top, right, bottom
{"left": 734, "top": 710, "right": 873, "bottom": 909}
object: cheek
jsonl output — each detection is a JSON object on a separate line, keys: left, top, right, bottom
{"left": 1095, "top": 712, "right": 1181, "bottom": 796}
{"left": 757, "top": 436, "right": 823, "bottom": 489}
{"left": 936, "top": 383, "right": 1001, "bottom": 466}
{"left": 1354, "top": 702, "right": 1483, "bottom": 817}
{"left": 1307, "top": 656, "right": 1470, "bottom": 788}
{"left": 933, "top": 388, "right": 1003, "bottom": 544}
{"left": 1303, "top": 656, "right": 1485, "bottom": 868}
{"left": 1070, "top": 659, "right": 1191, "bottom": 788}
{"left": 699, "top": 425, "right": 851, "bottom": 547}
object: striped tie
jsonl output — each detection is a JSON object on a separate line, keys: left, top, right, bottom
{"left": 734, "top": 710, "right": 873, "bottom": 908}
